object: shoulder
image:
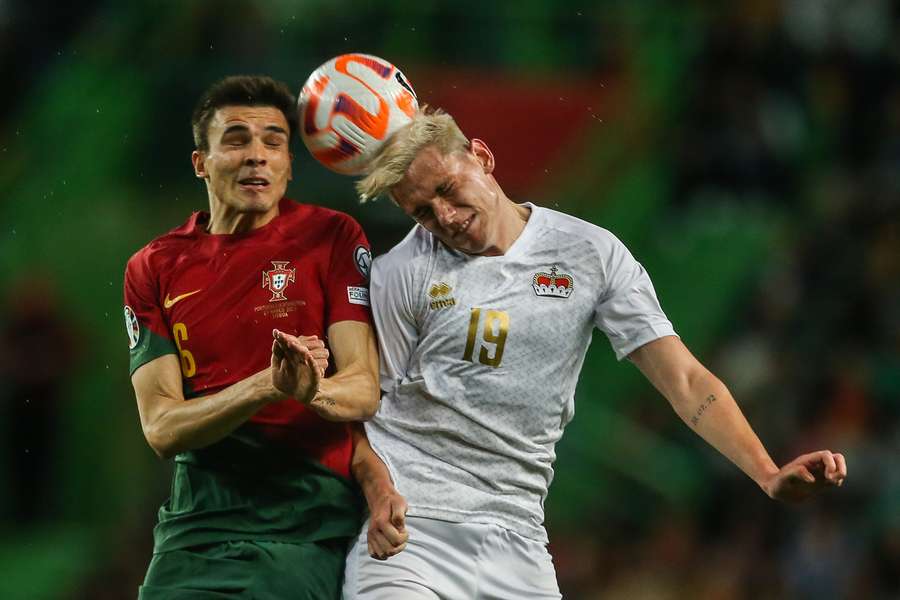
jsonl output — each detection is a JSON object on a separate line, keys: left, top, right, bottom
{"left": 534, "top": 205, "right": 625, "bottom": 255}
{"left": 372, "top": 224, "right": 434, "bottom": 276}
{"left": 125, "top": 212, "right": 199, "bottom": 278}
{"left": 530, "top": 206, "right": 638, "bottom": 289}
{"left": 283, "top": 199, "right": 364, "bottom": 234}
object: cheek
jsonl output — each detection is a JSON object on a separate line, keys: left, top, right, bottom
{"left": 476, "top": 181, "right": 496, "bottom": 203}
{"left": 208, "top": 153, "right": 241, "bottom": 176}
{"left": 272, "top": 153, "right": 292, "bottom": 178}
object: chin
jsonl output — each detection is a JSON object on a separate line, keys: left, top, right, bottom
{"left": 241, "top": 194, "right": 279, "bottom": 213}
{"left": 454, "top": 242, "right": 486, "bottom": 256}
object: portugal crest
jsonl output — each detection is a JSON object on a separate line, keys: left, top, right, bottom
{"left": 262, "top": 261, "right": 296, "bottom": 302}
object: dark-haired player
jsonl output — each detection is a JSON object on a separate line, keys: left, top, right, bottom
{"left": 124, "top": 75, "right": 404, "bottom": 599}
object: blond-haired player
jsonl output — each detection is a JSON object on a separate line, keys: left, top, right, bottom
{"left": 345, "top": 109, "right": 847, "bottom": 599}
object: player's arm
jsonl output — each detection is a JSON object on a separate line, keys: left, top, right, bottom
{"left": 350, "top": 424, "right": 408, "bottom": 559}
{"left": 132, "top": 356, "right": 282, "bottom": 459}
{"left": 628, "top": 335, "right": 847, "bottom": 501}
{"left": 133, "top": 335, "right": 327, "bottom": 459}
{"left": 311, "top": 320, "right": 380, "bottom": 421}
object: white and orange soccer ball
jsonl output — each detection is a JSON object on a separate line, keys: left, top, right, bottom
{"left": 298, "top": 53, "right": 418, "bottom": 175}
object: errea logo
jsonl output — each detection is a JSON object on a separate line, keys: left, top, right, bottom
{"left": 428, "top": 282, "right": 456, "bottom": 310}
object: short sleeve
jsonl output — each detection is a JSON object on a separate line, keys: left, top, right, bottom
{"left": 325, "top": 215, "right": 374, "bottom": 327}
{"left": 593, "top": 234, "right": 676, "bottom": 360}
{"left": 369, "top": 251, "right": 419, "bottom": 391}
{"left": 123, "top": 251, "right": 177, "bottom": 375}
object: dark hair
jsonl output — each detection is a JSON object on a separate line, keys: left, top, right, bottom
{"left": 191, "top": 75, "right": 298, "bottom": 151}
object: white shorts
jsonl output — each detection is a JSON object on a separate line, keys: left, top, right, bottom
{"left": 342, "top": 516, "right": 561, "bottom": 600}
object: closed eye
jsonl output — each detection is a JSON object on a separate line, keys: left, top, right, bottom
{"left": 221, "top": 125, "right": 251, "bottom": 147}
{"left": 223, "top": 135, "right": 248, "bottom": 147}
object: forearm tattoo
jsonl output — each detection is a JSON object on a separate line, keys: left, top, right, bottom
{"left": 312, "top": 396, "right": 337, "bottom": 408}
{"left": 690, "top": 394, "right": 716, "bottom": 426}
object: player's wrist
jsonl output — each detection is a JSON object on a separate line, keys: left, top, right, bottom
{"left": 362, "top": 479, "right": 396, "bottom": 506}
{"left": 261, "top": 368, "right": 290, "bottom": 404}
{"left": 357, "top": 463, "right": 396, "bottom": 503}
{"left": 269, "top": 386, "right": 289, "bottom": 404}
{"left": 753, "top": 463, "right": 780, "bottom": 497}
{"left": 310, "top": 378, "right": 329, "bottom": 402}
{"left": 293, "top": 376, "right": 321, "bottom": 405}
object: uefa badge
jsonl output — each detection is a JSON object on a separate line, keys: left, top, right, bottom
{"left": 124, "top": 306, "right": 140, "bottom": 349}
{"left": 354, "top": 245, "right": 372, "bottom": 280}
{"left": 262, "top": 261, "right": 296, "bottom": 302}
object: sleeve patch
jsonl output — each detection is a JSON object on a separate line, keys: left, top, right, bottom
{"left": 347, "top": 286, "right": 370, "bottom": 306}
{"left": 124, "top": 306, "right": 140, "bottom": 349}
{"left": 354, "top": 246, "right": 372, "bottom": 280}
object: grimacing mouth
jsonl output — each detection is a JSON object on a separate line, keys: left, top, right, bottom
{"left": 238, "top": 176, "right": 270, "bottom": 187}
{"left": 452, "top": 215, "right": 474, "bottom": 238}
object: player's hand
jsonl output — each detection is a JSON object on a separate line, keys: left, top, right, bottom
{"left": 367, "top": 489, "right": 408, "bottom": 560}
{"left": 293, "top": 333, "right": 329, "bottom": 374}
{"left": 761, "top": 450, "right": 847, "bottom": 502}
{"left": 270, "top": 329, "right": 328, "bottom": 404}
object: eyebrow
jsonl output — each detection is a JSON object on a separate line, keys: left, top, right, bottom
{"left": 222, "top": 124, "right": 249, "bottom": 136}
{"left": 221, "top": 124, "right": 288, "bottom": 136}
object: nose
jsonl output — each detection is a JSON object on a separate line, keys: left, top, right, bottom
{"left": 433, "top": 198, "right": 457, "bottom": 228}
{"left": 244, "top": 137, "right": 267, "bottom": 167}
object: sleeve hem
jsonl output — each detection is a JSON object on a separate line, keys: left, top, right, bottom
{"left": 128, "top": 349, "right": 177, "bottom": 376}
{"left": 612, "top": 322, "right": 678, "bottom": 361}
{"left": 128, "top": 327, "right": 179, "bottom": 376}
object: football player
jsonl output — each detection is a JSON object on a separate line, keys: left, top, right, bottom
{"left": 343, "top": 108, "right": 848, "bottom": 599}
{"left": 124, "top": 75, "right": 403, "bottom": 599}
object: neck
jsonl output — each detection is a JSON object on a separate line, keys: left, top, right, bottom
{"left": 481, "top": 198, "right": 530, "bottom": 256}
{"left": 206, "top": 196, "right": 280, "bottom": 235}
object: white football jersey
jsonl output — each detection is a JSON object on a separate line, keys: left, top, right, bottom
{"left": 366, "top": 203, "right": 676, "bottom": 542}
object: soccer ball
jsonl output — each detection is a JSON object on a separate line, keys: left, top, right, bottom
{"left": 298, "top": 53, "right": 418, "bottom": 175}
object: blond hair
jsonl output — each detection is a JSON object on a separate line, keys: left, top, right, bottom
{"left": 356, "top": 107, "right": 469, "bottom": 203}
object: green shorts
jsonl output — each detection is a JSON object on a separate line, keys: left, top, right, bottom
{"left": 138, "top": 538, "right": 347, "bottom": 599}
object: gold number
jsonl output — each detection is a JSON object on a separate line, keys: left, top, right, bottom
{"left": 463, "top": 308, "right": 509, "bottom": 368}
{"left": 463, "top": 308, "right": 481, "bottom": 362}
{"left": 480, "top": 310, "right": 509, "bottom": 367}
{"left": 172, "top": 322, "right": 197, "bottom": 378}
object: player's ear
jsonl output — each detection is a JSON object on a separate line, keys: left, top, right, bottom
{"left": 470, "top": 139, "right": 494, "bottom": 175}
{"left": 192, "top": 150, "right": 208, "bottom": 179}
{"left": 288, "top": 152, "right": 294, "bottom": 182}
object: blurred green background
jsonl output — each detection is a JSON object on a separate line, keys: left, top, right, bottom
{"left": 1, "top": 1, "right": 898, "bottom": 598}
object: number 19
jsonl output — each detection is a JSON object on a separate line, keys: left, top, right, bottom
{"left": 463, "top": 308, "right": 509, "bottom": 368}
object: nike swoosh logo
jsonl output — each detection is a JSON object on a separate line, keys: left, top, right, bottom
{"left": 164, "top": 289, "right": 202, "bottom": 309}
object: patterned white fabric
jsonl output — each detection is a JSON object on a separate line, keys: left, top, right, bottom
{"left": 343, "top": 516, "right": 561, "bottom": 599}
{"left": 366, "top": 203, "right": 676, "bottom": 542}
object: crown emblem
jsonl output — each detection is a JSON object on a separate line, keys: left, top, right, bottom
{"left": 532, "top": 266, "right": 574, "bottom": 298}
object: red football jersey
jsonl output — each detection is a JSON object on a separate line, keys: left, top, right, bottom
{"left": 123, "top": 198, "right": 373, "bottom": 478}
